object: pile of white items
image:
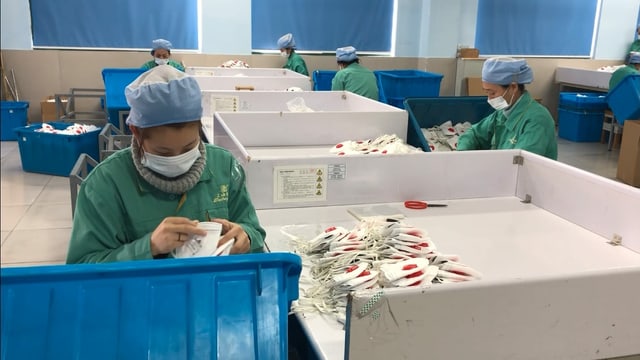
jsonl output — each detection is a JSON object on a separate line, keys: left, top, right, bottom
{"left": 330, "top": 134, "right": 422, "bottom": 156}
{"left": 286, "top": 97, "right": 314, "bottom": 112}
{"left": 36, "top": 123, "right": 100, "bottom": 135}
{"left": 597, "top": 65, "right": 626, "bottom": 73}
{"left": 284, "top": 218, "right": 482, "bottom": 323}
{"left": 421, "top": 120, "right": 472, "bottom": 151}
{"left": 220, "top": 60, "right": 250, "bottom": 68}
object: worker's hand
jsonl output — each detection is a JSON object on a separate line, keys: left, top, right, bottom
{"left": 150, "top": 217, "right": 207, "bottom": 256}
{"left": 212, "top": 218, "right": 250, "bottom": 254}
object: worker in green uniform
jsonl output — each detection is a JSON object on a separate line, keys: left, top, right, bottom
{"left": 331, "top": 46, "right": 379, "bottom": 101}
{"left": 67, "top": 66, "right": 265, "bottom": 264}
{"left": 141, "top": 39, "right": 185, "bottom": 72}
{"left": 610, "top": 52, "right": 640, "bottom": 90}
{"left": 628, "top": 26, "right": 640, "bottom": 54}
{"left": 457, "top": 57, "right": 557, "bottom": 160}
{"left": 278, "top": 33, "right": 308, "bottom": 76}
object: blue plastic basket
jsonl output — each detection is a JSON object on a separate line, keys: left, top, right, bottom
{"left": 14, "top": 122, "right": 101, "bottom": 176}
{"left": 312, "top": 70, "right": 337, "bottom": 91}
{"left": 559, "top": 92, "right": 608, "bottom": 112}
{"left": 558, "top": 108, "right": 603, "bottom": 142}
{"left": 1, "top": 101, "right": 29, "bottom": 141}
{"left": 101, "top": 68, "right": 145, "bottom": 109}
{"left": 375, "top": 70, "right": 443, "bottom": 108}
{"left": 404, "top": 97, "right": 493, "bottom": 152}
{"left": 1, "top": 253, "right": 302, "bottom": 360}
{"left": 606, "top": 74, "right": 640, "bottom": 124}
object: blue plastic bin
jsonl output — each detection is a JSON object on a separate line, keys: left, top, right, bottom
{"left": 102, "top": 68, "right": 145, "bottom": 130}
{"left": 559, "top": 92, "right": 608, "bottom": 112}
{"left": 1, "top": 253, "right": 302, "bottom": 360}
{"left": 312, "top": 70, "right": 337, "bottom": 91}
{"left": 557, "top": 108, "right": 603, "bottom": 142}
{"left": 1, "top": 101, "right": 29, "bottom": 141}
{"left": 14, "top": 122, "right": 101, "bottom": 176}
{"left": 404, "top": 97, "right": 493, "bottom": 152}
{"left": 606, "top": 74, "right": 640, "bottom": 124}
{"left": 375, "top": 70, "right": 443, "bottom": 109}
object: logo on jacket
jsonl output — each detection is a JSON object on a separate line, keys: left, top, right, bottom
{"left": 213, "top": 185, "right": 229, "bottom": 203}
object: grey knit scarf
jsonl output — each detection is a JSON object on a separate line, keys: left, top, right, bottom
{"left": 131, "top": 137, "right": 206, "bottom": 194}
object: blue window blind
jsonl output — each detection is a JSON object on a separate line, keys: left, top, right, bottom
{"left": 475, "top": 0, "right": 598, "bottom": 56}
{"left": 251, "top": 0, "right": 394, "bottom": 52}
{"left": 30, "top": 0, "right": 198, "bottom": 49}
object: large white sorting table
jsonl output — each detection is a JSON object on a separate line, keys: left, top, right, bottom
{"left": 255, "top": 150, "right": 640, "bottom": 360}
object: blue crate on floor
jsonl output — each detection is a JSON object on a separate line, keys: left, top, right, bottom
{"left": 312, "top": 70, "right": 337, "bottom": 91}
{"left": 558, "top": 108, "right": 603, "bottom": 142}
{"left": 1, "top": 253, "right": 302, "bottom": 360}
{"left": 1, "top": 101, "right": 29, "bottom": 141}
{"left": 606, "top": 74, "right": 640, "bottom": 124}
{"left": 559, "top": 92, "right": 608, "bottom": 112}
{"left": 375, "top": 70, "right": 443, "bottom": 106}
{"left": 404, "top": 97, "right": 493, "bottom": 151}
{"left": 14, "top": 122, "right": 101, "bottom": 176}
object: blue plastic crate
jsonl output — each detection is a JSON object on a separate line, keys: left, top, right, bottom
{"left": 606, "top": 74, "right": 640, "bottom": 124}
{"left": 559, "top": 92, "right": 608, "bottom": 112}
{"left": 1, "top": 253, "right": 301, "bottom": 360}
{"left": 558, "top": 108, "right": 603, "bottom": 142}
{"left": 1, "top": 101, "right": 29, "bottom": 141}
{"left": 101, "top": 68, "right": 145, "bottom": 109}
{"left": 312, "top": 70, "right": 337, "bottom": 91}
{"left": 374, "top": 70, "right": 443, "bottom": 106}
{"left": 14, "top": 122, "right": 101, "bottom": 176}
{"left": 404, "top": 97, "right": 494, "bottom": 152}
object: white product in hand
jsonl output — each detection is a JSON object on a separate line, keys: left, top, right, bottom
{"left": 172, "top": 221, "right": 222, "bottom": 258}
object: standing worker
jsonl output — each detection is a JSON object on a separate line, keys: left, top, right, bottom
{"left": 331, "top": 46, "right": 379, "bottom": 101}
{"left": 142, "top": 39, "right": 185, "bottom": 72}
{"left": 67, "top": 66, "right": 265, "bottom": 263}
{"left": 278, "top": 33, "right": 308, "bottom": 76}
{"left": 611, "top": 52, "right": 640, "bottom": 90}
{"left": 457, "top": 57, "right": 557, "bottom": 160}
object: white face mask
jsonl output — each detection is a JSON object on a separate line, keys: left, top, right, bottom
{"left": 155, "top": 58, "right": 169, "bottom": 65}
{"left": 280, "top": 51, "right": 289, "bottom": 58}
{"left": 142, "top": 143, "right": 201, "bottom": 178}
{"left": 487, "top": 86, "right": 515, "bottom": 111}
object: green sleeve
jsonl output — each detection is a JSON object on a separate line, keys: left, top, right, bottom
{"left": 513, "top": 118, "right": 556, "bottom": 158}
{"left": 141, "top": 61, "right": 154, "bottom": 70}
{"left": 331, "top": 71, "right": 345, "bottom": 91}
{"left": 66, "top": 180, "right": 153, "bottom": 264}
{"left": 169, "top": 60, "right": 185, "bottom": 72}
{"left": 292, "top": 58, "right": 309, "bottom": 76}
{"left": 228, "top": 159, "right": 266, "bottom": 252}
{"left": 457, "top": 112, "right": 498, "bottom": 151}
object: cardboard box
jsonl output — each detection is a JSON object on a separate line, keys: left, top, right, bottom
{"left": 40, "top": 96, "right": 68, "bottom": 121}
{"left": 617, "top": 120, "right": 640, "bottom": 187}
{"left": 466, "top": 77, "right": 485, "bottom": 96}
{"left": 458, "top": 48, "right": 479, "bottom": 58}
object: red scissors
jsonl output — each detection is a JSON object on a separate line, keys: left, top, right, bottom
{"left": 404, "top": 201, "right": 448, "bottom": 210}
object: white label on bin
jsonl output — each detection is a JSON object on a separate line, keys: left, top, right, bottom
{"left": 328, "top": 164, "right": 346, "bottom": 180}
{"left": 273, "top": 165, "right": 327, "bottom": 203}
{"left": 206, "top": 95, "right": 239, "bottom": 115}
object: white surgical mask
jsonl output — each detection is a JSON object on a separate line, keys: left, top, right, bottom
{"left": 280, "top": 51, "right": 289, "bottom": 58}
{"left": 155, "top": 58, "right": 169, "bottom": 66}
{"left": 142, "top": 143, "right": 201, "bottom": 178}
{"left": 487, "top": 86, "right": 515, "bottom": 111}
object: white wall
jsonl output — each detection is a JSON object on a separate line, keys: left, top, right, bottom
{"left": 395, "top": 0, "right": 423, "bottom": 57}
{"left": 594, "top": 0, "right": 640, "bottom": 59}
{"left": 201, "top": 0, "right": 252, "bottom": 55}
{"left": 419, "top": 0, "right": 479, "bottom": 58}
{"left": 1, "top": 0, "right": 32, "bottom": 50}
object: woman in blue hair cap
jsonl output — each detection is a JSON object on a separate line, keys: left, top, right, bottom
{"left": 610, "top": 52, "right": 640, "bottom": 90}
{"left": 277, "top": 33, "right": 308, "bottom": 76}
{"left": 331, "top": 46, "right": 379, "bottom": 101}
{"left": 67, "top": 66, "right": 265, "bottom": 263}
{"left": 141, "top": 38, "right": 185, "bottom": 72}
{"left": 457, "top": 57, "right": 557, "bottom": 160}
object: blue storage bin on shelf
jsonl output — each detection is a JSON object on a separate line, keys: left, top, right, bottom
{"left": 404, "top": 97, "right": 493, "bottom": 152}
{"left": 1, "top": 101, "right": 29, "bottom": 141}
{"left": 559, "top": 92, "right": 608, "bottom": 112}
{"left": 1, "top": 253, "right": 302, "bottom": 360}
{"left": 375, "top": 70, "right": 443, "bottom": 109}
{"left": 14, "top": 122, "right": 101, "bottom": 176}
{"left": 102, "top": 68, "right": 145, "bottom": 131}
{"left": 557, "top": 108, "right": 603, "bottom": 142}
{"left": 312, "top": 70, "right": 337, "bottom": 91}
{"left": 606, "top": 74, "right": 640, "bottom": 124}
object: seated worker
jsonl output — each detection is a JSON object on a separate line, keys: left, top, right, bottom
{"left": 610, "top": 52, "right": 640, "bottom": 90}
{"left": 67, "top": 66, "right": 265, "bottom": 263}
{"left": 457, "top": 57, "right": 557, "bottom": 160}
{"left": 629, "top": 26, "right": 640, "bottom": 54}
{"left": 331, "top": 46, "right": 379, "bottom": 101}
{"left": 278, "top": 33, "right": 308, "bottom": 76}
{"left": 141, "top": 39, "right": 185, "bottom": 72}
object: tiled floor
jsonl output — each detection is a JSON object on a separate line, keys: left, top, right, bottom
{"left": 0, "top": 137, "right": 626, "bottom": 267}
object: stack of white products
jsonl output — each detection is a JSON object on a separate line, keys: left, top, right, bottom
{"left": 421, "top": 120, "right": 473, "bottom": 151}
{"left": 36, "top": 123, "right": 100, "bottom": 135}
{"left": 330, "top": 134, "right": 423, "bottom": 156}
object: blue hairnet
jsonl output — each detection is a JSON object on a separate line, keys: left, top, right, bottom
{"left": 482, "top": 57, "right": 534, "bottom": 85}
{"left": 125, "top": 66, "right": 203, "bottom": 128}
{"left": 277, "top": 33, "right": 295, "bottom": 49}
{"left": 336, "top": 46, "right": 358, "bottom": 62}
{"left": 152, "top": 39, "right": 173, "bottom": 51}
{"left": 629, "top": 52, "right": 640, "bottom": 64}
